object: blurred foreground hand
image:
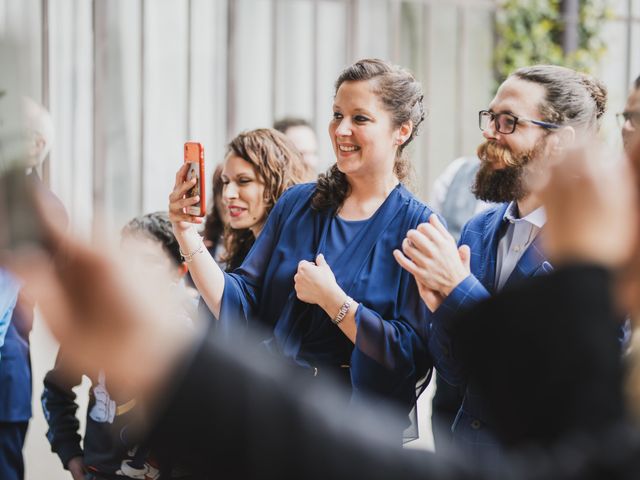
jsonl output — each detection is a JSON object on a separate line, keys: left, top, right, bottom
{"left": 1, "top": 195, "right": 197, "bottom": 404}
{"left": 538, "top": 142, "right": 638, "bottom": 269}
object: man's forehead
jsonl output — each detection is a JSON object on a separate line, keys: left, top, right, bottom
{"left": 490, "top": 77, "right": 546, "bottom": 117}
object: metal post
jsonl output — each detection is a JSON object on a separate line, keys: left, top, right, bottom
{"left": 226, "top": 0, "right": 237, "bottom": 141}
{"left": 346, "top": 0, "right": 358, "bottom": 63}
{"left": 454, "top": 5, "right": 466, "bottom": 158}
{"left": 312, "top": 0, "right": 319, "bottom": 130}
{"left": 561, "top": 0, "right": 579, "bottom": 55}
{"left": 390, "top": 0, "right": 401, "bottom": 63}
{"left": 92, "top": 0, "right": 106, "bottom": 238}
{"left": 186, "top": 0, "right": 192, "bottom": 139}
{"left": 139, "top": 0, "right": 145, "bottom": 214}
{"left": 624, "top": 0, "right": 632, "bottom": 92}
{"left": 271, "top": 0, "right": 279, "bottom": 121}
{"left": 421, "top": 2, "right": 431, "bottom": 190}
{"left": 41, "top": 0, "right": 50, "bottom": 184}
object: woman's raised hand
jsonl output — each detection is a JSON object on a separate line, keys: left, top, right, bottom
{"left": 294, "top": 254, "right": 344, "bottom": 311}
{"left": 168, "top": 163, "right": 204, "bottom": 234}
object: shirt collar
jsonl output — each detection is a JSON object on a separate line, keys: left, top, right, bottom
{"left": 503, "top": 201, "right": 547, "bottom": 228}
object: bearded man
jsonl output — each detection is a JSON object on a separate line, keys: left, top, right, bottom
{"left": 394, "top": 65, "right": 609, "bottom": 456}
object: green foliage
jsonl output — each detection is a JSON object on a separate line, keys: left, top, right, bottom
{"left": 494, "top": 0, "right": 612, "bottom": 83}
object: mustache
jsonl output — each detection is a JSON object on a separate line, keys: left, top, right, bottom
{"left": 477, "top": 141, "right": 521, "bottom": 167}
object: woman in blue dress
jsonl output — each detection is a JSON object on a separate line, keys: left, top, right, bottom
{"left": 169, "top": 59, "right": 435, "bottom": 416}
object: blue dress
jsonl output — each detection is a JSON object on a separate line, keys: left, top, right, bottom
{"left": 219, "top": 182, "right": 434, "bottom": 411}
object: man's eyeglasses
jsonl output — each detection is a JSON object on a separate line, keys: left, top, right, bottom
{"left": 478, "top": 110, "right": 560, "bottom": 135}
{"left": 617, "top": 111, "right": 640, "bottom": 129}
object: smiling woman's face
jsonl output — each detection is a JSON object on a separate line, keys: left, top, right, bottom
{"left": 328, "top": 79, "right": 400, "bottom": 180}
{"left": 221, "top": 154, "right": 266, "bottom": 235}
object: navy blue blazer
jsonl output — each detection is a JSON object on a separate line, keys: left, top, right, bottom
{"left": 219, "top": 183, "right": 436, "bottom": 412}
{"left": 429, "top": 203, "right": 553, "bottom": 452}
{"left": 0, "top": 304, "right": 33, "bottom": 422}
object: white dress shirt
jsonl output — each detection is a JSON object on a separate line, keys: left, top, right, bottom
{"left": 494, "top": 201, "right": 546, "bottom": 292}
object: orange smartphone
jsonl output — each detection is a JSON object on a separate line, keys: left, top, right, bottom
{"left": 183, "top": 142, "right": 206, "bottom": 217}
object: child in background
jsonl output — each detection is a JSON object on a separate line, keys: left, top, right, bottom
{"left": 41, "top": 212, "right": 199, "bottom": 480}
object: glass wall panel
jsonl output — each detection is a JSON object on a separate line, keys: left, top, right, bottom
{"left": 354, "top": 0, "right": 390, "bottom": 61}
{"left": 274, "top": 0, "right": 315, "bottom": 122}
{"left": 598, "top": 16, "right": 630, "bottom": 150}
{"left": 0, "top": 0, "right": 42, "bottom": 100}
{"left": 190, "top": 0, "right": 228, "bottom": 174}
{"left": 424, "top": 4, "right": 458, "bottom": 194}
{"left": 48, "top": 0, "right": 93, "bottom": 235}
{"left": 143, "top": 0, "right": 188, "bottom": 214}
{"left": 233, "top": 0, "right": 273, "bottom": 134}
{"left": 460, "top": 7, "right": 493, "bottom": 156}
{"left": 315, "top": 0, "right": 348, "bottom": 170}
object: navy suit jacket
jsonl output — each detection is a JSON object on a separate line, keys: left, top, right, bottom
{"left": 429, "top": 203, "right": 553, "bottom": 453}
{"left": 0, "top": 303, "right": 33, "bottom": 422}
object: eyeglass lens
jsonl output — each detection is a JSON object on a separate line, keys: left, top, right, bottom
{"left": 619, "top": 112, "right": 640, "bottom": 128}
{"left": 479, "top": 111, "right": 517, "bottom": 134}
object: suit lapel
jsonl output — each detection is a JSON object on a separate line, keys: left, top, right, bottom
{"left": 477, "top": 204, "right": 509, "bottom": 292}
{"left": 503, "top": 233, "right": 549, "bottom": 289}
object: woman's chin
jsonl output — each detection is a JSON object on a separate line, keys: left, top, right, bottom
{"left": 335, "top": 157, "right": 360, "bottom": 175}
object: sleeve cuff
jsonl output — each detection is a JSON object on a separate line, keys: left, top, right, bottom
{"left": 58, "top": 444, "right": 83, "bottom": 470}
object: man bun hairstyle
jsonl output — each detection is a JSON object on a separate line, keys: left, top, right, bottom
{"left": 511, "top": 65, "right": 607, "bottom": 133}
{"left": 312, "top": 58, "right": 425, "bottom": 211}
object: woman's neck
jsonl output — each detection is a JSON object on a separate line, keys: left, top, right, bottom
{"left": 250, "top": 221, "right": 265, "bottom": 238}
{"left": 339, "top": 172, "right": 399, "bottom": 220}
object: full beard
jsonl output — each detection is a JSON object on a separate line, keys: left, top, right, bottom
{"left": 472, "top": 140, "right": 542, "bottom": 203}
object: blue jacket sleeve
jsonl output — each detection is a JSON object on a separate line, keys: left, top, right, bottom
{"left": 428, "top": 220, "right": 491, "bottom": 387}
{"left": 428, "top": 274, "right": 490, "bottom": 386}
{"left": 41, "top": 350, "right": 85, "bottom": 468}
{"left": 218, "top": 185, "right": 305, "bottom": 331}
{"left": 351, "top": 304, "right": 431, "bottom": 410}
{"left": 349, "top": 205, "right": 436, "bottom": 407}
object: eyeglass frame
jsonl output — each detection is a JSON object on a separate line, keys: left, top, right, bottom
{"left": 478, "top": 110, "right": 560, "bottom": 135}
{"left": 616, "top": 111, "right": 640, "bottom": 129}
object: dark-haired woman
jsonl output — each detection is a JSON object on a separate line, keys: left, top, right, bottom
{"left": 195, "top": 129, "right": 310, "bottom": 324}
{"left": 169, "top": 59, "right": 437, "bottom": 419}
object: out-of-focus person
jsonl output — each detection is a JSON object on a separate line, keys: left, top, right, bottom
{"left": 0, "top": 97, "right": 67, "bottom": 480}
{"left": 41, "top": 211, "right": 198, "bottom": 480}
{"left": 619, "top": 75, "right": 640, "bottom": 155}
{"left": 274, "top": 117, "right": 320, "bottom": 174}
{"left": 395, "top": 65, "right": 609, "bottom": 456}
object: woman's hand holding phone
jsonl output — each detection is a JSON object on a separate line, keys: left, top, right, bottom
{"left": 168, "top": 163, "right": 204, "bottom": 232}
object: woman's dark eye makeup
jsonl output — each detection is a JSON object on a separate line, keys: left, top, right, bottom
{"left": 332, "top": 112, "right": 371, "bottom": 123}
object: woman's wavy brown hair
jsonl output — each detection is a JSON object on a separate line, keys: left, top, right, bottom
{"left": 203, "top": 163, "right": 225, "bottom": 250}
{"left": 312, "top": 58, "right": 425, "bottom": 211}
{"left": 222, "top": 128, "right": 310, "bottom": 271}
